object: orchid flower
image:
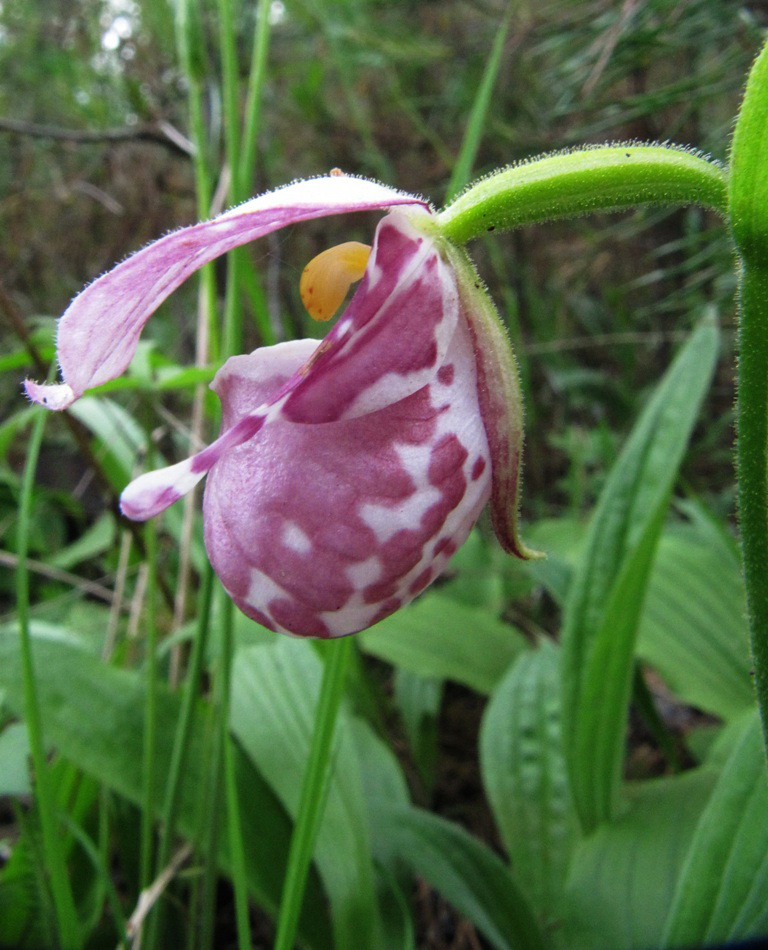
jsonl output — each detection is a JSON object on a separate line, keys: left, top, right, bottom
{"left": 26, "top": 174, "right": 532, "bottom": 638}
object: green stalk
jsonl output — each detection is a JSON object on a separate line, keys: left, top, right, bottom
{"left": 175, "top": 0, "right": 219, "bottom": 360}
{"left": 238, "top": 0, "right": 272, "bottom": 198}
{"left": 140, "top": 516, "right": 159, "bottom": 892}
{"left": 439, "top": 144, "right": 728, "bottom": 244}
{"left": 61, "top": 815, "right": 129, "bottom": 946}
{"left": 157, "top": 565, "right": 215, "bottom": 867}
{"left": 196, "top": 622, "right": 227, "bottom": 950}
{"left": 273, "top": 637, "right": 353, "bottom": 950}
{"left": 217, "top": 0, "right": 245, "bottom": 360}
{"left": 143, "top": 565, "right": 215, "bottom": 949}
{"left": 222, "top": 598, "right": 252, "bottom": 950}
{"left": 17, "top": 408, "right": 81, "bottom": 948}
{"left": 217, "top": 0, "right": 242, "bottom": 199}
{"left": 730, "top": 38, "right": 768, "bottom": 755}
{"left": 445, "top": 5, "right": 512, "bottom": 203}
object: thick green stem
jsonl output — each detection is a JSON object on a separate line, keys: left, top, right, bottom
{"left": 273, "top": 637, "right": 353, "bottom": 950}
{"left": 730, "top": 38, "right": 768, "bottom": 756}
{"left": 439, "top": 144, "right": 727, "bottom": 244}
{"left": 735, "top": 265, "right": 768, "bottom": 744}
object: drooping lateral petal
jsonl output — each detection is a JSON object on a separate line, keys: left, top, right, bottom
{"left": 203, "top": 320, "right": 491, "bottom": 638}
{"left": 120, "top": 410, "right": 268, "bottom": 520}
{"left": 445, "top": 244, "right": 540, "bottom": 560}
{"left": 120, "top": 211, "right": 459, "bottom": 519}
{"left": 120, "top": 340, "right": 313, "bottom": 520}
{"left": 26, "top": 177, "right": 429, "bottom": 410}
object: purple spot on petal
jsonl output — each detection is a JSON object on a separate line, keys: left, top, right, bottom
{"left": 409, "top": 567, "right": 433, "bottom": 596}
{"left": 428, "top": 434, "right": 469, "bottom": 487}
{"left": 437, "top": 364, "right": 455, "bottom": 386}
{"left": 233, "top": 598, "right": 277, "bottom": 633}
{"left": 421, "top": 501, "right": 447, "bottom": 536}
{"left": 269, "top": 598, "right": 330, "bottom": 638}
{"left": 432, "top": 538, "right": 456, "bottom": 558}
{"left": 369, "top": 597, "right": 402, "bottom": 626}
{"left": 363, "top": 580, "right": 399, "bottom": 605}
{"left": 380, "top": 529, "right": 425, "bottom": 573}
{"left": 471, "top": 456, "right": 487, "bottom": 481}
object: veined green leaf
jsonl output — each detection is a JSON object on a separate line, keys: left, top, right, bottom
{"left": 0, "top": 633, "right": 332, "bottom": 950}
{"left": 349, "top": 719, "right": 415, "bottom": 950}
{"left": 393, "top": 668, "right": 442, "bottom": 795}
{"left": 381, "top": 805, "right": 547, "bottom": 950}
{"left": 661, "top": 711, "right": 768, "bottom": 946}
{"left": 0, "top": 722, "right": 31, "bottom": 796}
{"left": 360, "top": 591, "right": 527, "bottom": 694}
{"left": 637, "top": 523, "right": 753, "bottom": 721}
{"left": 561, "top": 768, "right": 716, "bottom": 950}
{"left": 561, "top": 317, "right": 719, "bottom": 830}
{"left": 480, "top": 641, "right": 578, "bottom": 931}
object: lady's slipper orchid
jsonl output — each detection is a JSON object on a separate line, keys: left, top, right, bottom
{"left": 26, "top": 175, "right": 532, "bottom": 637}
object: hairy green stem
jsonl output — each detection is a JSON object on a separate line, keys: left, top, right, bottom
{"left": 17, "top": 408, "right": 81, "bottom": 948}
{"left": 439, "top": 145, "right": 727, "bottom": 244}
{"left": 730, "top": 38, "right": 768, "bottom": 757}
{"left": 273, "top": 637, "right": 353, "bottom": 950}
{"left": 735, "top": 265, "right": 768, "bottom": 740}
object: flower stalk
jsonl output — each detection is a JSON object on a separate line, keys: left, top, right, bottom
{"left": 439, "top": 144, "right": 728, "bottom": 244}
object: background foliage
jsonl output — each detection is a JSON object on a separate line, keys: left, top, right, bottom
{"left": 1, "top": 1, "right": 767, "bottom": 948}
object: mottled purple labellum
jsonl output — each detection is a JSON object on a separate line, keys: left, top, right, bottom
{"left": 25, "top": 174, "right": 532, "bottom": 637}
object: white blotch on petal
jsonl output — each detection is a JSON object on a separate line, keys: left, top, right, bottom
{"left": 282, "top": 521, "right": 312, "bottom": 554}
{"left": 359, "top": 448, "right": 440, "bottom": 542}
{"left": 121, "top": 457, "right": 201, "bottom": 520}
{"left": 320, "top": 597, "right": 381, "bottom": 638}
{"left": 346, "top": 554, "right": 382, "bottom": 589}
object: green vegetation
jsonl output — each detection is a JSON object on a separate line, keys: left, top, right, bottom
{"left": 1, "top": 1, "right": 767, "bottom": 947}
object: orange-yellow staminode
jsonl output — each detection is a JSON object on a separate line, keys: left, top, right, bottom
{"left": 300, "top": 241, "right": 371, "bottom": 321}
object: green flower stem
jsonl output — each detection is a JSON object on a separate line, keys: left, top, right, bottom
{"left": 438, "top": 145, "right": 727, "bottom": 244}
{"left": 729, "top": 38, "right": 768, "bottom": 757}
{"left": 17, "top": 408, "right": 81, "bottom": 948}
{"left": 273, "top": 636, "right": 353, "bottom": 950}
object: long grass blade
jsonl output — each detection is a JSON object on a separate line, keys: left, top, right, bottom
{"left": 16, "top": 408, "right": 82, "bottom": 948}
{"left": 445, "top": 5, "right": 512, "bottom": 203}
